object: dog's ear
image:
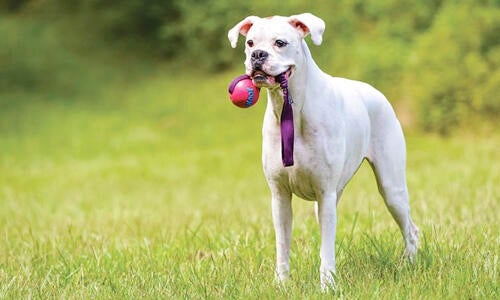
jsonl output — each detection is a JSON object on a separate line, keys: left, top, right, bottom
{"left": 228, "top": 16, "right": 261, "bottom": 48}
{"left": 288, "top": 13, "right": 326, "bottom": 46}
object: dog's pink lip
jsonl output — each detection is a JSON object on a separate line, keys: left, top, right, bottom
{"left": 283, "top": 66, "right": 294, "bottom": 79}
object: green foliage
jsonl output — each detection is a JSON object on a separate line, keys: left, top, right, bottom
{"left": 407, "top": 1, "right": 500, "bottom": 134}
{"left": 0, "top": 16, "right": 80, "bottom": 93}
{"left": 0, "top": 0, "right": 498, "bottom": 133}
{"left": 0, "top": 14, "right": 152, "bottom": 96}
{"left": 163, "top": 0, "right": 250, "bottom": 69}
{"left": 0, "top": 0, "right": 30, "bottom": 11}
{"left": 41, "top": 0, "right": 183, "bottom": 56}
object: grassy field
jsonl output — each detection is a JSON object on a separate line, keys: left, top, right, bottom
{"left": 0, "top": 17, "right": 498, "bottom": 299}
{"left": 1, "top": 69, "right": 498, "bottom": 299}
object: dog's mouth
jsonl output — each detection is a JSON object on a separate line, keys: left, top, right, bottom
{"left": 252, "top": 70, "right": 270, "bottom": 83}
{"left": 251, "top": 67, "right": 294, "bottom": 87}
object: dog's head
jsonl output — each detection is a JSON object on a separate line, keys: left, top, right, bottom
{"left": 228, "top": 13, "right": 325, "bottom": 88}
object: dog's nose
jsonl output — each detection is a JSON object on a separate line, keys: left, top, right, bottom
{"left": 251, "top": 50, "right": 269, "bottom": 63}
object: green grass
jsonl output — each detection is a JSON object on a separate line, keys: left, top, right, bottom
{"left": 0, "top": 16, "right": 499, "bottom": 299}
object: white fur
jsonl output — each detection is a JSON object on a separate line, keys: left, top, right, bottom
{"left": 228, "top": 13, "right": 419, "bottom": 291}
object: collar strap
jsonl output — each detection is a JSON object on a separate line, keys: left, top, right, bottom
{"left": 277, "top": 73, "right": 294, "bottom": 167}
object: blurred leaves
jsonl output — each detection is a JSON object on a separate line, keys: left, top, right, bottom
{"left": 407, "top": 0, "right": 499, "bottom": 134}
{"left": 0, "top": 0, "right": 498, "bottom": 134}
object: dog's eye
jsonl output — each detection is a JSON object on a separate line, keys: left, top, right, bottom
{"left": 275, "top": 39, "right": 288, "bottom": 48}
{"left": 247, "top": 40, "right": 254, "bottom": 47}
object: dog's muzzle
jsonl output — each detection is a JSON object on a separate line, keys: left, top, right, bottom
{"left": 250, "top": 50, "right": 269, "bottom": 68}
{"left": 250, "top": 50, "right": 270, "bottom": 82}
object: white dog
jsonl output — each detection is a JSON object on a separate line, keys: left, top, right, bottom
{"left": 228, "top": 13, "right": 419, "bottom": 290}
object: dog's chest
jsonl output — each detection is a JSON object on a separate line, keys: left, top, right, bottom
{"left": 263, "top": 125, "right": 334, "bottom": 201}
{"left": 292, "top": 133, "right": 336, "bottom": 200}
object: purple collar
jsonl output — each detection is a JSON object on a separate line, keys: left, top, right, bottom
{"left": 277, "top": 73, "right": 294, "bottom": 167}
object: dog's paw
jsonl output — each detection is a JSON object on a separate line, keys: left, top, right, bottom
{"left": 404, "top": 223, "right": 420, "bottom": 263}
{"left": 274, "top": 267, "right": 290, "bottom": 286}
{"left": 320, "top": 269, "right": 336, "bottom": 292}
{"left": 403, "top": 247, "right": 417, "bottom": 264}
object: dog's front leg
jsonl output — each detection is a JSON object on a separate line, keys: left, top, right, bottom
{"left": 317, "top": 193, "right": 337, "bottom": 291}
{"left": 271, "top": 188, "right": 293, "bottom": 284}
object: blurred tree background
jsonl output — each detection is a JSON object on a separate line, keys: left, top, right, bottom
{"left": 0, "top": 0, "right": 498, "bottom": 134}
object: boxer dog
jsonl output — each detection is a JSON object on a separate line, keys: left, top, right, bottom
{"left": 228, "top": 13, "right": 419, "bottom": 290}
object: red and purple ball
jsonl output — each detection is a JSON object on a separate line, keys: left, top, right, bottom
{"left": 228, "top": 75, "right": 260, "bottom": 108}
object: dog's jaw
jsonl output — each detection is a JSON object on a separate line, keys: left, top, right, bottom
{"left": 250, "top": 66, "right": 294, "bottom": 88}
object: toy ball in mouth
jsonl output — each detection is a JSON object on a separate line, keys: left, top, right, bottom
{"left": 228, "top": 75, "right": 260, "bottom": 108}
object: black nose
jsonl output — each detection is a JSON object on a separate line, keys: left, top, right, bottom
{"left": 251, "top": 50, "right": 269, "bottom": 70}
{"left": 251, "top": 50, "right": 269, "bottom": 63}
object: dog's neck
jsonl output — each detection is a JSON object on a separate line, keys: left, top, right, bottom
{"left": 266, "top": 40, "right": 322, "bottom": 123}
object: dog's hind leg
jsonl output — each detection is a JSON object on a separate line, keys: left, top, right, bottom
{"left": 368, "top": 124, "right": 419, "bottom": 260}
